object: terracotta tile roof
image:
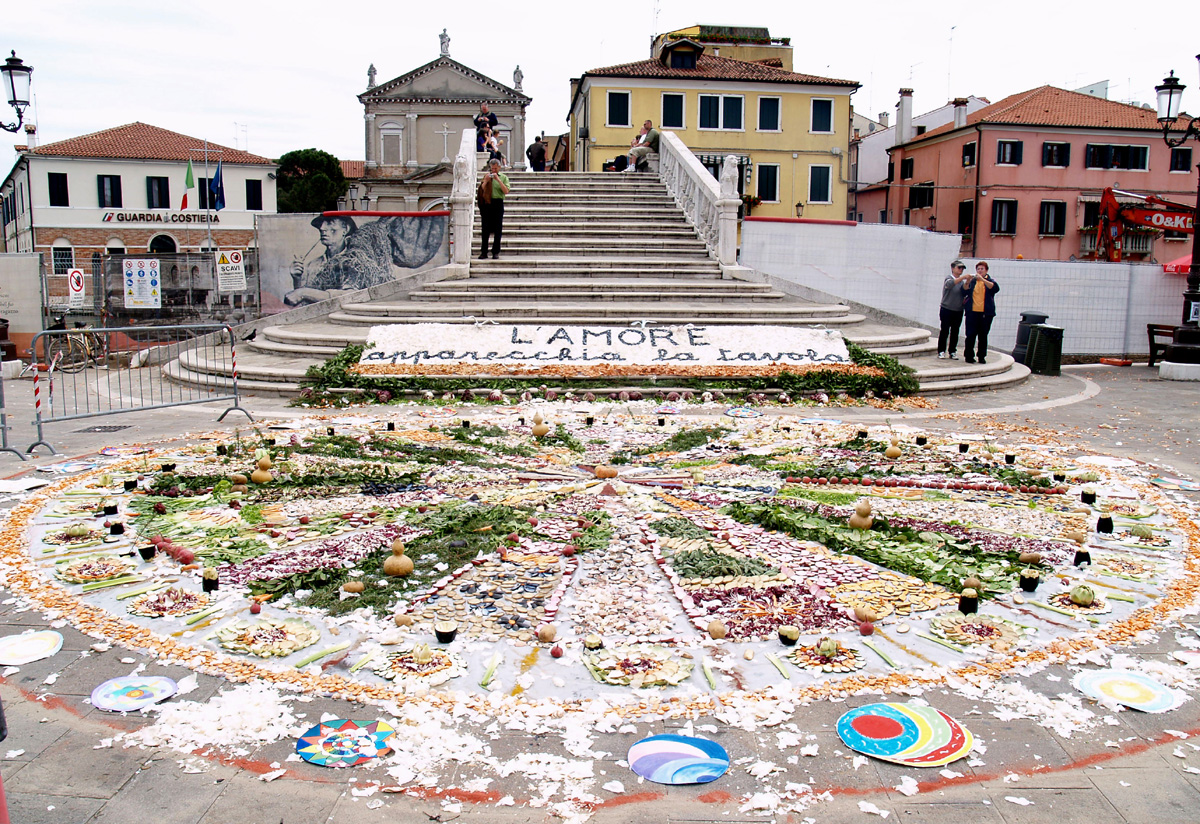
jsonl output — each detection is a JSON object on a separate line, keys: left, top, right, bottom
{"left": 910, "top": 86, "right": 1188, "bottom": 143}
{"left": 341, "top": 160, "right": 365, "bottom": 179}
{"left": 32, "top": 122, "right": 274, "bottom": 165}
{"left": 584, "top": 53, "right": 858, "bottom": 87}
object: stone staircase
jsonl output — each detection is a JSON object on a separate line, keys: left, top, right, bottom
{"left": 166, "top": 171, "right": 1028, "bottom": 395}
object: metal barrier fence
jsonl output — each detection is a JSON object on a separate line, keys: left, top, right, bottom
{"left": 0, "top": 374, "right": 25, "bottom": 461}
{"left": 27, "top": 323, "right": 253, "bottom": 454}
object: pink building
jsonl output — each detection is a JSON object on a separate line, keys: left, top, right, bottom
{"left": 865, "top": 86, "right": 1195, "bottom": 263}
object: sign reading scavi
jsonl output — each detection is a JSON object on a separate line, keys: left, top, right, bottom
{"left": 103, "top": 212, "right": 220, "bottom": 224}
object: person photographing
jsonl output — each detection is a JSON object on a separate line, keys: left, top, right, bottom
{"left": 478, "top": 158, "right": 510, "bottom": 260}
{"left": 960, "top": 261, "right": 999, "bottom": 364}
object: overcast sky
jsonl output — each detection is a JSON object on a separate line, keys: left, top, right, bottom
{"left": 7, "top": 0, "right": 1199, "bottom": 171}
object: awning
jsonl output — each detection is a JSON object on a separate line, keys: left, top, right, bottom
{"left": 1164, "top": 254, "right": 1193, "bottom": 274}
{"left": 1077, "top": 193, "right": 1146, "bottom": 205}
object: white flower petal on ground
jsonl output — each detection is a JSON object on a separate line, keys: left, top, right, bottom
{"left": 858, "top": 800, "right": 890, "bottom": 817}
{"left": 1005, "top": 796, "right": 1033, "bottom": 806}
{"left": 894, "top": 776, "right": 919, "bottom": 796}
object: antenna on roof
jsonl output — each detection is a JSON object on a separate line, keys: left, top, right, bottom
{"left": 947, "top": 26, "right": 956, "bottom": 100}
{"left": 651, "top": 0, "right": 659, "bottom": 39}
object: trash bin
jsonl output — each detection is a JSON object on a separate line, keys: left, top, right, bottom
{"left": 1026, "top": 324, "right": 1064, "bottom": 376}
{"left": 1012, "top": 311, "right": 1049, "bottom": 365}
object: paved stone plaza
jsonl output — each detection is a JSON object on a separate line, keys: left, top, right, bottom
{"left": 1, "top": 364, "right": 1198, "bottom": 824}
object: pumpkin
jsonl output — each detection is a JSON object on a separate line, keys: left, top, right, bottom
{"left": 342, "top": 581, "right": 365, "bottom": 594}
{"left": 1070, "top": 584, "right": 1095, "bottom": 607}
{"left": 390, "top": 538, "right": 407, "bottom": 554}
{"left": 707, "top": 620, "right": 728, "bottom": 640}
{"left": 230, "top": 473, "right": 249, "bottom": 485}
{"left": 250, "top": 468, "right": 272, "bottom": 484}
{"left": 816, "top": 637, "right": 840, "bottom": 659}
{"left": 537, "top": 624, "right": 557, "bottom": 643}
{"left": 383, "top": 546, "right": 414, "bottom": 577}
{"left": 594, "top": 465, "right": 619, "bottom": 480}
{"left": 848, "top": 512, "right": 873, "bottom": 530}
{"left": 885, "top": 444, "right": 902, "bottom": 459}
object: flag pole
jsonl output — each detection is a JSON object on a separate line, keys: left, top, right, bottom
{"left": 204, "top": 140, "right": 213, "bottom": 252}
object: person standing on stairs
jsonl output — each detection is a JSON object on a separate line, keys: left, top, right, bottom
{"left": 479, "top": 158, "right": 510, "bottom": 260}
{"left": 625, "top": 120, "right": 659, "bottom": 172}
{"left": 526, "top": 135, "right": 546, "bottom": 172}
{"left": 937, "top": 259, "right": 970, "bottom": 359}
{"left": 961, "top": 261, "right": 999, "bottom": 365}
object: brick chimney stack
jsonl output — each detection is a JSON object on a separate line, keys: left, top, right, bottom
{"left": 896, "top": 89, "right": 914, "bottom": 145}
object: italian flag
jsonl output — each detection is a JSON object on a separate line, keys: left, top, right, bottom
{"left": 180, "top": 160, "right": 195, "bottom": 209}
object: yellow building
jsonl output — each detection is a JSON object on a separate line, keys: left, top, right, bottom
{"left": 567, "top": 33, "right": 859, "bottom": 220}
{"left": 651, "top": 24, "right": 794, "bottom": 71}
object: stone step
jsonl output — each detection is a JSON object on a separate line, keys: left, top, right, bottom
{"left": 908, "top": 353, "right": 1031, "bottom": 394}
{"left": 468, "top": 258, "right": 720, "bottom": 272}
{"left": 422, "top": 278, "right": 775, "bottom": 294}
{"left": 471, "top": 222, "right": 698, "bottom": 235}
{"left": 472, "top": 239, "right": 709, "bottom": 252}
{"left": 326, "top": 305, "right": 862, "bottom": 325}
{"left": 411, "top": 290, "right": 784, "bottom": 304}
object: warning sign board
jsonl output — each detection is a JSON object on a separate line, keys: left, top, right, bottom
{"left": 123, "top": 258, "right": 161, "bottom": 309}
{"left": 67, "top": 268, "right": 87, "bottom": 309}
{"left": 214, "top": 249, "right": 247, "bottom": 292}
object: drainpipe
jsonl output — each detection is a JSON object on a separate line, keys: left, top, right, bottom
{"left": 972, "top": 123, "right": 982, "bottom": 258}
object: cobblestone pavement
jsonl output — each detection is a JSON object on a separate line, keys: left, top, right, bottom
{"left": 1, "top": 363, "right": 1198, "bottom": 824}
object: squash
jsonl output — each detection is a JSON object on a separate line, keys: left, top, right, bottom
{"left": 848, "top": 499, "right": 873, "bottom": 530}
{"left": 393, "top": 613, "right": 414, "bottom": 627}
{"left": 230, "top": 473, "right": 249, "bottom": 485}
{"left": 531, "top": 413, "right": 551, "bottom": 438}
{"left": 383, "top": 550, "right": 414, "bottom": 577}
{"left": 885, "top": 444, "right": 902, "bottom": 459}
{"left": 257, "top": 457, "right": 274, "bottom": 471}
{"left": 594, "top": 465, "right": 619, "bottom": 480}
{"left": 250, "top": 468, "right": 272, "bottom": 484}
{"left": 854, "top": 500, "right": 873, "bottom": 518}
{"left": 342, "top": 581, "right": 365, "bottom": 594}
{"left": 707, "top": 620, "right": 728, "bottom": 640}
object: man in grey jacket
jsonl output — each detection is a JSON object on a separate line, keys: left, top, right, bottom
{"left": 937, "top": 259, "right": 970, "bottom": 359}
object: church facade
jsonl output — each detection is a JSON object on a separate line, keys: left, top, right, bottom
{"left": 356, "top": 34, "right": 531, "bottom": 212}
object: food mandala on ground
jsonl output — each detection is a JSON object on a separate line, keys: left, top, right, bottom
{"left": 788, "top": 639, "right": 866, "bottom": 673}
{"left": 829, "top": 575, "right": 957, "bottom": 619}
{"left": 1047, "top": 590, "right": 1113, "bottom": 615}
{"left": 694, "top": 584, "right": 856, "bottom": 639}
{"left": 1099, "top": 501, "right": 1157, "bottom": 518}
{"left": 43, "top": 524, "right": 107, "bottom": 546}
{"left": 583, "top": 644, "right": 693, "bottom": 687}
{"left": 1109, "top": 527, "right": 1173, "bottom": 549}
{"left": 55, "top": 554, "right": 136, "bottom": 584}
{"left": 127, "top": 587, "right": 211, "bottom": 618}
{"left": 929, "top": 612, "right": 1024, "bottom": 650}
{"left": 1096, "top": 553, "right": 1161, "bottom": 579}
{"left": 215, "top": 617, "right": 321, "bottom": 658}
{"left": 373, "top": 645, "right": 464, "bottom": 687}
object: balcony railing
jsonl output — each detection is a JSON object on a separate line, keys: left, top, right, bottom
{"left": 1079, "top": 231, "right": 1154, "bottom": 255}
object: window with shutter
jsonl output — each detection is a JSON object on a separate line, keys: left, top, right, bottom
{"left": 662, "top": 93, "right": 684, "bottom": 129}
{"left": 97, "top": 175, "right": 122, "bottom": 208}
{"left": 607, "top": 91, "right": 631, "bottom": 127}
{"left": 1171, "top": 147, "right": 1193, "bottom": 172}
{"left": 962, "top": 142, "right": 976, "bottom": 167}
{"left": 990, "top": 199, "right": 1017, "bottom": 234}
{"left": 900, "top": 158, "right": 914, "bottom": 180}
{"left": 1039, "top": 201, "right": 1066, "bottom": 235}
{"left": 810, "top": 99, "right": 834, "bottom": 133}
{"left": 997, "top": 140, "right": 1023, "bottom": 165}
{"left": 1042, "top": 142, "right": 1070, "bottom": 167}
{"left": 48, "top": 173, "right": 69, "bottom": 207}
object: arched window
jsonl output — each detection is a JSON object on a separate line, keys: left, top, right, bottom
{"left": 148, "top": 234, "right": 177, "bottom": 253}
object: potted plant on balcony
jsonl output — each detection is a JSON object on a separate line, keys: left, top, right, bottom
{"left": 739, "top": 194, "right": 762, "bottom": 218}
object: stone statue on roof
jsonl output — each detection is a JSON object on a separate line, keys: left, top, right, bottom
{"left": 440, "top": 29, "right": 450, "bottom": 56}
{"left": 367, "top": 63, "right": 377, "bottom": 89}
{"left": 513, "top": 65, "right": 524, "bottom": 91}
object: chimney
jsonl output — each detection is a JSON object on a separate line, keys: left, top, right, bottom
{"left": 878, "top": 111, "right": 889, "bottom": 128}
{"left": 23, "top": 123, "right": 36, "bottom": 149}
{"left": 896, "top": 89, "right": 913, "bottom": 144}
{"left": 952, "top": 97, "right": 968, "bottom": 129}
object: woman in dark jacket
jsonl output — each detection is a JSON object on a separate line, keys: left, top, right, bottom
{"left": 961, "top": 261, "right": 999, "bottom": 364}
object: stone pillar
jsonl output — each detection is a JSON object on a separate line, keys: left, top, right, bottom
{"left": 364, "top": 113, "right": 376, "bottom": 169}
{"left": 404, "top": 195, "right": 420, "bottom": 211}
{"left": 717, "top": 154, "right": 741, "bottom": 272}
{"left": 406, "top": 113, "right": 419, "bottom": 168}
{"left": 511, "top": 112, "right": 527, "bottom": 171}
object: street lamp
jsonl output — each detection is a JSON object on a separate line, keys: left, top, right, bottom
{"left": 1154, "top": 56, "right": 1200, "bottom": 366}
{"left": 1, "top": 51, "right": 33, "bottom": 134}
{"left": 794, "top": 201, "right": 804, "bottom": 218}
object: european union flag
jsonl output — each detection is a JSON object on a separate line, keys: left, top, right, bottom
{"left": 210, "top": 161, "right": 226, "bottom": 212}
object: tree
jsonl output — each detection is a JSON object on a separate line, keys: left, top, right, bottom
{"left": 275, "top": 148, "right": 347, "bottom": 213}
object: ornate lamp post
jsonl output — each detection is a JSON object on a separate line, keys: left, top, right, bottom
{"left": 1, "top": 51, "right": 33, "bottom": 133}
{"left": 794, "top": 201, "right": 805, "bottom": 218}
{"left": 1155, "top": 58, "right": 1200, "bottom": 366}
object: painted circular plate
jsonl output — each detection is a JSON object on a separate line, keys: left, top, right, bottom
{"left": 0, "top": 630, "right": 64, "bottom": 665}
{"left": 627, "top": 734, "right": 729, "bottom": 785}
{"left": 655, "top": 405, "right": 682, "bottom": 415}
{"left": 99, "top": 445, "right": 153, "bottom": 456}
{"left": 837, "top": 703, "right": 974, "bottom": 767}
{"left": 91, "top": 675, "right": 177, "bottom": 712}
{"left": 417, "top": 407, "right": 457, "bottom": 418}
{"left": 296, "top": 719, "right": 396, "bottom": 767}
{"left": 1073, "top": 669, "right": 1184, "bottom": 713}
{"left": 724, "top": 406, "right": 762, "bottom": 419}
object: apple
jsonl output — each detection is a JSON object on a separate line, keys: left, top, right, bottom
{"left": 550, "top": 645, "right": 564, "bottom": 658}
{"left": 299, "top": 515, "right": 310, "bottom": 525}
{"left": 250, "top": 602, "right": 262, "bottom": 615}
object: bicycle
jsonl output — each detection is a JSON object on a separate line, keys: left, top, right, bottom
{"left": 43, "top": 316, "right": 106, "bottom": 374}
